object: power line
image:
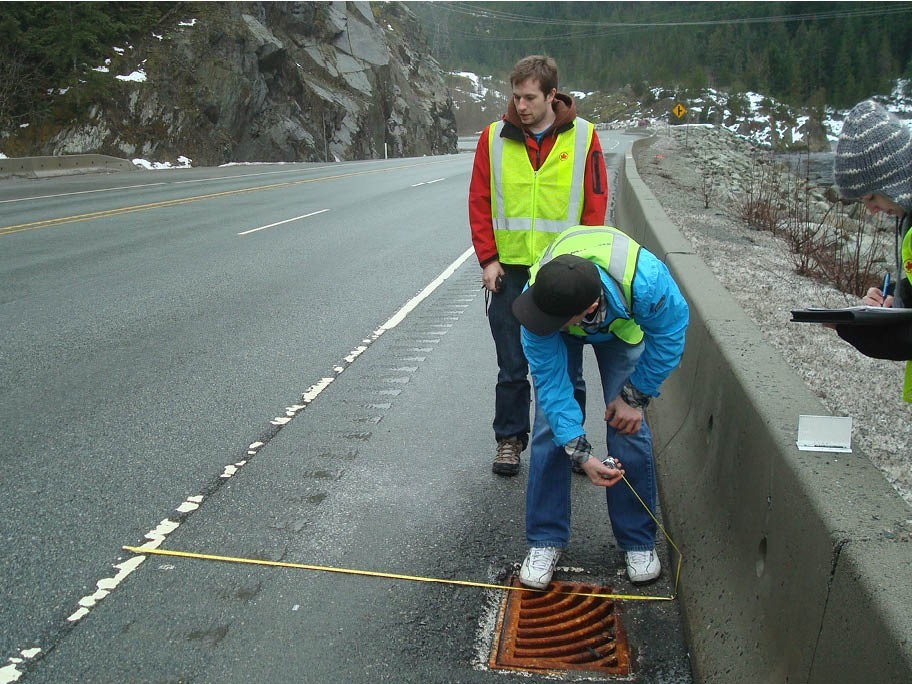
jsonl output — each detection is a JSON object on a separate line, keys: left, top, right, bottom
{"left": 442, "top": 27, "right": 650, "bottom": 43}
{"left": 437, "top": 1, "right": 912, "bottom": 32}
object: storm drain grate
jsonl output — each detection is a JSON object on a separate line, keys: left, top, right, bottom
{"left": 489, "top": 577, "right": 631, "bottom": 676}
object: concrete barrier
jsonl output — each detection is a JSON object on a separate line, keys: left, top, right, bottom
{"left": 0, "top": 154, "right": 135, "bottom": 179}
{"left": 617, "top": 136, "right": 912, "bottom": 683}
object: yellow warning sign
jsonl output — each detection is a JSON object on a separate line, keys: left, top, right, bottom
{"left": 672, "top": 103, "right": 686, "bottom": 119}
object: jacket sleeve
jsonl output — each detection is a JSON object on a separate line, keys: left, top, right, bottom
{"left": 835, "top": 320, "right": 912, "bottom": 360}
{"left": 520, "top": 327, "right": 586, "bottom": 446}
{"left": 580, "top": 129, "right": 608, "bottom": 226}
{"left": 627, "top": 250, "right": 689, "bottom": 396}
{"left": 468, "top": 126, "right": 499, "bottom": 267}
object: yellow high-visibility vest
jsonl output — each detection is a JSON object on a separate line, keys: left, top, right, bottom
{"left": 530, "top": 225, "right": 644, "bottom": 344}
{"left": 902, "top": 224, "right": 912, "bottom": 402}
{"left": 488, "top": 118, "right": 593, "bottom": 265}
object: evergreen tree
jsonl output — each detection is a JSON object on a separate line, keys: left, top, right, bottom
{"left": 0, "top": 2, "right": 176, "bottom": 126}
{"left": 877, "top": 34, "right": 898, "bottom": 94}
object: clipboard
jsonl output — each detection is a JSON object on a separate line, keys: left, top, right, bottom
{"left": 790, "top": 305, "right": 912, "bottom": 325}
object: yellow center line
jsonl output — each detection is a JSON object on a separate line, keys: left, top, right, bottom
{"left": 0, "top": 160, "right": 439, "bottom": 237}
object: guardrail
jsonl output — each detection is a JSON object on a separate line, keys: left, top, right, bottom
{"left": 0, "top": 154, "right": 135, "bottom": 179}
{"left": 617, "top": 136, "right": 912, "bottom": 683}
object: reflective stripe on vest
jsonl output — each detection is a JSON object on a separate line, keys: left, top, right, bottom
{"left": 489, "top": 118, "right": 593, "bottom": 265}
{"left": 902, "top": 225, "right": 912, "bottom": 402}
{"left": 529, "top": 226, "right": 644, "bottom": 344}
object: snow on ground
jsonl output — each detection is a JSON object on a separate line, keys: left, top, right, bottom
{"left": 453, "top": 71, "right": 503, "bottom": 103}
{"left": 116, "top": 70, "right": 147, "bottom": 83}
{"left": 132, "top": 156, "right": 192, "bottom": 170}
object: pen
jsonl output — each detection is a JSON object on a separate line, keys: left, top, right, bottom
{"left": 881, "top": 272, "right": 891, "bottom": 307}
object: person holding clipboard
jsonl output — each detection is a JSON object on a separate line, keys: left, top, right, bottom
{"left": 829, "top": 99, "right": 912, "bottom": 401}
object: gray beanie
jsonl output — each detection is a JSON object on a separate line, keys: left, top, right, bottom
{"left": 834, "top": 99, "right": 912, "bottom": 211}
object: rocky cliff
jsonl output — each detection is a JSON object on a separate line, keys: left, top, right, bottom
{"left": 33, "top": 2, "right": 457, "bottom": 165}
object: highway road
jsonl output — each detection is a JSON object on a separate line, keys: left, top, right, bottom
{"left": 1, "top": 137, "right": 690, "bottom": 682}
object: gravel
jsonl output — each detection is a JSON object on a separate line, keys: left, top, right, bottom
{"left": 632, "top": 126, "right": 912, "bottom": 506}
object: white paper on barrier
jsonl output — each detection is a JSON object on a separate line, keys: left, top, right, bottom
{"left": 796, "top": 415, "right": 852, "bottom": 453}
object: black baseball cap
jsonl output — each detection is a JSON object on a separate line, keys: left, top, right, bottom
{"left": 512, "top": 254, "right": 602, "bottom": 335}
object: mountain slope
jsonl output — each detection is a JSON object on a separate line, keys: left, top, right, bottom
{"left": 3, "top": 2, "right": 457, "bottom": 165}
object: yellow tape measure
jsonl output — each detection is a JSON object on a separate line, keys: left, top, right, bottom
{"left": 124, "top": 477, "right": 681, "bottom": 602}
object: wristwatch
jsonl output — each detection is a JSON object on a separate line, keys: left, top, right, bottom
{"left": 620, "top": 382, "right": 651, "bottom": 409}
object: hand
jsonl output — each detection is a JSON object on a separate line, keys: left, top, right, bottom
{"left": 482, "top": 261, "right": 504, "bottom": 292}
{"left": 579, "top": 456, "right": 624, "bottom": 487}
{"left": 862, "top": 286, "right": 893, "bottom": 308}
{"left": 605, "top": 395, "right": 643, "bottom": 435}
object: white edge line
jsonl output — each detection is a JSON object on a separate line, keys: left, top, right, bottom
{"left": 380, "top": 246, "right": 474, "bottom": 331}
{"left": 0, "top": 183, "right": 168, "bottom": 204}
{"left": 0, "top": 159, "right": 393, "bottom": 205}
{"left": 0, "top": 155, "right": 464, "bottom": 206}
{"left": 238, "top": 209, "right": 329, "bottom": 235}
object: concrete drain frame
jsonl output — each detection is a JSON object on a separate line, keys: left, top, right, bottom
{"left": 489, "top": 577, "right": 631, "bottom": 677}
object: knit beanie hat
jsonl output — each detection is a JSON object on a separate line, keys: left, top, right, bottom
{"left": 834, "top": 99, "right": 912, "bottom": 211}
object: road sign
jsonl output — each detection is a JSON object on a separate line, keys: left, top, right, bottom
{"left": 672, "top": 103, "right": 686, "bottom": 119}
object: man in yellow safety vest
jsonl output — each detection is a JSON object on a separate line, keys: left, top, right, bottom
{"left": 469, "top": 55, "right": 607, "bottom": 476}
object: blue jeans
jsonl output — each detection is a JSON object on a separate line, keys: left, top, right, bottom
{"left": 487, "top": 266, "right": 586, "bottom": 449}
{"left": 526, "top": 334, "right": 657, "bottom": 551}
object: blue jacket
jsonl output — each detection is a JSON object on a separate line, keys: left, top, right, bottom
{"left": 520, "top": 248, "right": 689, "bottom": 446}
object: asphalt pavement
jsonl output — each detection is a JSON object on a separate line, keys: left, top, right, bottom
{"left": 2, "top": 140, "right": 691, "bottom": 682}
{"left": 20, "top": 257, "right": 691, "bottom": 683}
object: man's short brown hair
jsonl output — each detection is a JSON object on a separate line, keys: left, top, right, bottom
{"left": 510, "top": 55, "right": 558, "bottom": 94}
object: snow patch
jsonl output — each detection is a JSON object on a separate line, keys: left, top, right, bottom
{"left": 116, "top": 70, "right": 147, "bottom": 83}
{"left": 132, "top": 156, "right": 192, "bottom": 170}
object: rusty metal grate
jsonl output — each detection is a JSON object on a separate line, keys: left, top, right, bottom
{"left": 489, "top": 577, "right": 631, "bottom": 676}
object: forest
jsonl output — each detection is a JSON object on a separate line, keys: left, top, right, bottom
{"left": 412, "top": 1, "right": 912, "bottom": 108}
{"left": 0, "top": 2, "right": 178, "bottom": 128}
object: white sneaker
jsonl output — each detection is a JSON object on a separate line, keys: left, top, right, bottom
{"left": 626, "top": 549, "right": 661, "bottom": 584}
{"left": 519, "top": 547, "right": 562, "bottom": 589}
